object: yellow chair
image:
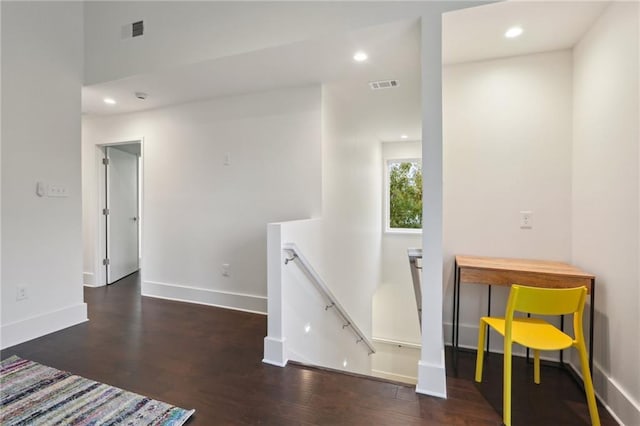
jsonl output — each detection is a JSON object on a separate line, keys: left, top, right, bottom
{"left": 474, "top": 285, "right": 600, "bottom": 426}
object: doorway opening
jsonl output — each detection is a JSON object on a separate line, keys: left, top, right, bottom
{"left": 96, "top": 140, "right": 143, "bottom": 285}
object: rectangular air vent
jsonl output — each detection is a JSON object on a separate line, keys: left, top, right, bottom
{"left": 132, "top": 20, "right": 144, "bottom": 37}
{"left": 369, "top": 79, "right": 399, "bottom": 90}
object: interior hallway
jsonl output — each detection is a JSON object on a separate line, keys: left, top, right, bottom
{"left": 1, "top": 273, "right": 616, "bottom": 425}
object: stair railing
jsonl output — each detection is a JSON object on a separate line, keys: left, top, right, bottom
{"left": 408, "top": 248, "right": 422, "bottom": 330}
{"left": 283, "top": 243, "right": 376, "bottom": 355}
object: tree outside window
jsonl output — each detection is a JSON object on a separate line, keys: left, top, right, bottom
{"left": 387, "top": 160, "right": 422, "bottom": 231}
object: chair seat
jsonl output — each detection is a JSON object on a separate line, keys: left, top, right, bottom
{"left": 482, "top": 316, "right": 574, "bottom": 351}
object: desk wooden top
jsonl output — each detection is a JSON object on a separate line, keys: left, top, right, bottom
{"left": 456, "top": 255, "right": 594, "bottom": 279}
{"left": 455, "top": 256, "right": 595, "bottom": 293}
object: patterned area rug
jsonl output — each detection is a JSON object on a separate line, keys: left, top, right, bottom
{"left": 0, "top": 356, "right": 194, "bottom": 425}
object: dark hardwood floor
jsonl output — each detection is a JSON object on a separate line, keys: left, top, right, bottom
{"left": 1, "top": 273, "right": 616, "bottom": 425}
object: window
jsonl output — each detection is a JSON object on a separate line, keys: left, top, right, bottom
{"left": 385, "top": 159, "right": 422, "bottom": 233}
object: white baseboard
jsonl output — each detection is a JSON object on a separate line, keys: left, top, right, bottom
{"left": 567, "top": 359, "right": 639, "bottom": 426}
{"left": 263, "top": 336, "right": 288, "bottom": 367}
{"left": 83, "top": 272, "right": 100, "bottom": 287}
{"left": 416, "top": 355, "right": 447, "bottom": 398}
{"left": 371, "top": 369, "right": 417, "bottom": 385}
{"left": 0, "top": 303, "right": 88, "bottom": 350}
{"left": 142, "top": 280, "right": 267, "bottom": 315}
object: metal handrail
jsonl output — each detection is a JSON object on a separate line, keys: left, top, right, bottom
{"left": 283, "top": 243, "right": 376, "bottom": 355}
{"left": 408, "top": 248, "right": 422, "bottom": 330}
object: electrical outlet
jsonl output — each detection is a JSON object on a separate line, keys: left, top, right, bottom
{"left": 520, "top": 211, "right": 533, "bottom": 229}
{"left": 221, "top": 263, "right": 230, "bottom": 277}
{"left": 16, "top": 286, "right": 28, "bottom": 301}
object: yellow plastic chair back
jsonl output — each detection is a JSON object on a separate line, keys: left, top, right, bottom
{"left": 475, "top": 285, "right": 600, "bottom": 426}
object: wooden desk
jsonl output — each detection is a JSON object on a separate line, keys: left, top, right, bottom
{"left": 452, "top": 255, "right": 595, "bottom": 372}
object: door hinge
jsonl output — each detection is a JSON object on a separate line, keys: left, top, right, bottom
{"left": 103, "top": 258, "right": 110, "bottom": 266}
{"left": 102, "top": 208, "right": 110, "bottom": 215}
{"left": 102, "top": 158, "right": 110, "bottom": 165}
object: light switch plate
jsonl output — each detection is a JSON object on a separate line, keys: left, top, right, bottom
{"left": 520, "top": 211, "right": 533, "bottom": 229}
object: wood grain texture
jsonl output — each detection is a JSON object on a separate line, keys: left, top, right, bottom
{"left": 457, "top": 255, "right": 594, "bottom": 293}
{"left": 1, "top": 272, "right": 615, "bottom": 425}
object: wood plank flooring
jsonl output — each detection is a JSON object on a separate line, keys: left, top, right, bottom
{"left": 1, "top": 273, "right": 616, "bottom": 425}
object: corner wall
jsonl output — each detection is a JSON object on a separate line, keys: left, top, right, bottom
{"left": 1, "top": 1, "right": 87, "bottom": 348}
{"left": 572, "top": 3, "right": 640, "bottom": 424}
{"left": 82, "top": 86, "right": 322, "bottom": 314}
{"left": 442, "top": 50, "right": 574, "bottom": 353}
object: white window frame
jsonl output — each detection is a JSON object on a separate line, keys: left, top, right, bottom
{"left": 384, "top": 157, "right": 423, "bottom": 235}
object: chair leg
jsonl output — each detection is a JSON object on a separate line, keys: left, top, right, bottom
{"left": 534, "top": 349, "right": 540, "bottom": 384}
{"left": 475, "top": 319, "right": 487, "bottom": 382}
{"left": 576, "top": 342, "right": 600, "bottom": 426}
{"left": 503, "top": 340, "right": 513, "bottom": 426}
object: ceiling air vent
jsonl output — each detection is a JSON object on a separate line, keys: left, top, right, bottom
{"left": 369, "top": 79, "right": 399, "bottom": 90}
{"left": 132, "top": 21, "right": 144, "bottom": 37}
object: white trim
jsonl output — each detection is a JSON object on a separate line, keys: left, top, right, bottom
{"left": 371, "top": 369, "right": 418, "bottom": 385}
{"left": 94, "top": 138, "right": 144, "bottom": 287}
{"left": 263, "top": 336, "right": 288, "bottom": 367}
{"left": 567, "top": 361, "right": 639, "bottom": 426}
{"left": 0, "top": 303, "right": 88, "bottom": 349}
{"left": 416, "top": 357, "right": 447, "bottom": 398}
{"left": 142, "top": 280, "right": 267, "bottom": 315}
{"left": 83, "top": 272, "right": 99, "bottom": 287}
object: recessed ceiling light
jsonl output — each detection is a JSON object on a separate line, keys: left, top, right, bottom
{"left": 505, "top": 26, "right": 523, "bottom": 39}
{"left": 103, "top": 98, "right": 116, "bottom": 105}
{"left": 400, "top": 134, "right": 408, "bottom": 139}
{"left": 353, "top": 51, "right": 368, "bottom": 62}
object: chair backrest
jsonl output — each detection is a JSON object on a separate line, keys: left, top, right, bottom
{"left": 506, "top": 285, "right": 587, "bottom": 317}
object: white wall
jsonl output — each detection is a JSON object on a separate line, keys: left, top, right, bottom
{"left": 572, "top": 3, "right": 640, "bottom": 424}
{"left": 82, "top": 86, "right": 322, "bottom": 313}
{"left": 442, "top": 50, "right": 574, "bottom": 353}
{"left": 320, "top": 84, "right": 383, "bottom": 341}
{"left": 1, "top": 1, "right": 87, "bottom": 348}
{"left": 374, "top": 141, "right": 422, "bottom": 345}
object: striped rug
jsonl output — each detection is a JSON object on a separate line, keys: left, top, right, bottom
{"left": 0, "top": 356, "right": 194, "bottom": 425}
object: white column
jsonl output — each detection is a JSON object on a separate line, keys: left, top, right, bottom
{"left": 417, "top": 13, "right": 447, "bottom": 398}
{"left": 263, "top": 223, "right": 287, "bottom": 366}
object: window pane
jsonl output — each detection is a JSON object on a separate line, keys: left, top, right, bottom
{"left": 389, "top": 161, "right": 422, "bottom": 229}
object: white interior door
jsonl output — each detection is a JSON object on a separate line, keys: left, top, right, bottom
{"left": 106, "top": 146, "right": 139, "bottom": 283}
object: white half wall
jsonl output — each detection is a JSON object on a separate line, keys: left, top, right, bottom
{"left": 82, "top": 86, "right": 322, "bottom": 313}
{"left": 572, "top": 3, "right": 640, "bottom": 424}
{"left": 442, "top": 50, "right": 574, "bottom": 351}
{"left": 1, "top": 1, "right": 87, "bottom": 349}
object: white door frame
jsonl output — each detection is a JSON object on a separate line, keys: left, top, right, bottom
{"left": 93, "top": 138, "right": 144, "bottom": 287}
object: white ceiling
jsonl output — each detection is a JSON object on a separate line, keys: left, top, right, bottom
{"left": 443, "top": 1, "right": 609, "bottom": 65}
{"left": 82, "top": 19, "right": 420, "bottom": 114}
{"left": 82, "top": 1, "right": 609, "bottom": 141}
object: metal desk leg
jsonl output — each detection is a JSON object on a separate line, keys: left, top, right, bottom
{"left": 486, "top": 285, "right": 491, "bottom": 353}
{"left": 452, "top": 260, "right": 458, "bottom": 351}
{"left": 589, "top": 279, "right": 595, "bottom": 373}
{"left": 453, "top": 261, "right": 461, "bottom": 368}
{"left": 560, "top": 315, "right": 564, "bottom": 365}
